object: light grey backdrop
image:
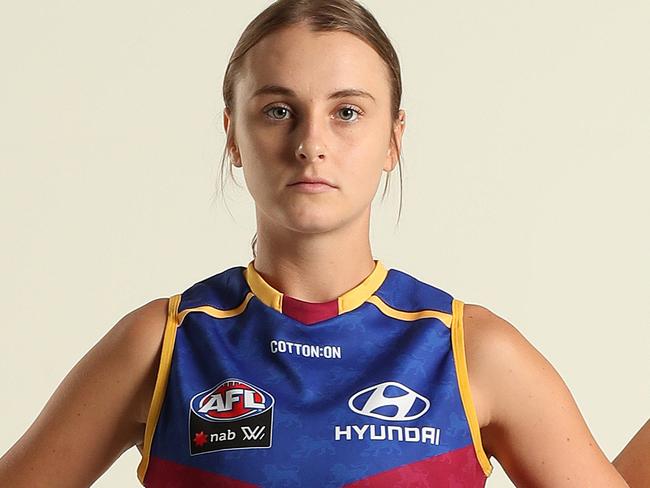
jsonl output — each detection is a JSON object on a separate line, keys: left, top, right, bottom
{"left": 0, "top": 1, "right": 648, "bottom": 486}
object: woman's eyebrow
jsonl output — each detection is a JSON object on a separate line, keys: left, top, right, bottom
{"left": 250, "top": 84, "right": 376, "bottom": 102}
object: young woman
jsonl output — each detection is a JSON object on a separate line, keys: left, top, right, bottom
{"left": 0, "top": 1, "right": 632, "bottom": 487}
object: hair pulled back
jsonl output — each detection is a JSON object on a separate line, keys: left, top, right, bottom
{"left": 217, "top": 0, "right": 404, "bottom": 258}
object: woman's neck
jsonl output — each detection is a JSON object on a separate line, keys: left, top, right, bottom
{"left": 252, "top": 214, "right": 376, "bottom": 303}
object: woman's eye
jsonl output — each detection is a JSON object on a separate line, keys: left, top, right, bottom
{"left": 263, "top": 105, "right": 363, "bottom": 122}
{"left": 338, "top": 106, "right": 361, "bottom": 122}
{"left": 265, "top": 106, "right": 291, "bottom": 120}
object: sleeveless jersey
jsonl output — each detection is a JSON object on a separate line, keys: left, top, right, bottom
{"left": 136, "top": 260, "right": 493, "bottom": 487}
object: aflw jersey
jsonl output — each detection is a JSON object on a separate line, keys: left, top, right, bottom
{"left": 136, "top": 260, "right": 493, "bottom": 487}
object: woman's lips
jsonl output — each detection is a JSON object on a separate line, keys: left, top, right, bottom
{"left": 288, "top": 182, "right": 337, "bottom": 193}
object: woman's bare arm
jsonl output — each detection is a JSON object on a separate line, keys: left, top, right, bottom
{"left": 464, "top": 304, "right": 629, "bottom": 487}
{"left": 0, "top": 297, "right": 168, "bottom": 488}
{"left": 612, "top": 419, "right": 650, "bottom": 488}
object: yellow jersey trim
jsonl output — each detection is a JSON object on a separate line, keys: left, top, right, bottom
{"left": 136, "top": 293, "right": 182, "bottom": 484}
{"left": 366, "top": 295, "right": 452, "bottom": 328}
{"left": 242, "top": 259, "right": 388, "bottom": 314}
{"left": 176, "top": 292, "right": 254, "bottom": 325}
{"left": 451, "top": 298, "right": 493, "bottom": 477}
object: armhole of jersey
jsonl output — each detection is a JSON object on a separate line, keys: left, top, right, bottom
{"left": 451, "top": 298, "right": 494, "bottom": 478}
{"left": 136, "top": 293, "right": 182, "bottom": 485}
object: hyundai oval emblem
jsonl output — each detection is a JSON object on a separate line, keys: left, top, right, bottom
{"left": 348, "top": 381, "right": 430, "bottom": 421}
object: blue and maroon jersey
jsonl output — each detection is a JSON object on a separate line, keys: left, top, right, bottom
{"left": 136, "top": 259, "right": 493, "bottom": 487}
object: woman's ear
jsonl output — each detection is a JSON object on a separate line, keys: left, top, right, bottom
{"left": 384, "top": 109, "right": 406, "bottom": 172}
{"left": 223, "top": 107, "right": 242, "bottom": 167}
{"left": 223, "top": 107, "right": 231, "bottom": 133}
{"left": 230, "top": 147, "right": 242, "bottom": 167}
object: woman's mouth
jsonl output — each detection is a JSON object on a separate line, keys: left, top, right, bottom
{"left": 288, "top": 182, "right": 337, "bottom": 193}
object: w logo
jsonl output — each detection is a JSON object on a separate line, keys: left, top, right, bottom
{"left": 242, "top": 425, "right": 266, "bottom": 440}
{"left": 348, "top": 381, "right": 430, "bottom": 421}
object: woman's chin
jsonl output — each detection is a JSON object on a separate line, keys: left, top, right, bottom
{"left": 284, "top": 220, "right": 337, "bottom": 235}
{"left": 278, "top": 212, "right": 343, "bottom": 235}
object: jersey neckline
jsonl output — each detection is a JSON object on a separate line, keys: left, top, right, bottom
{"left": 242, "top": 259, "right": 389, "bottom": 317}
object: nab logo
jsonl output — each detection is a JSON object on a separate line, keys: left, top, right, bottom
{"left": 348, "top": 381, "right": 430, "bottom": 421}
{"left": 190, "top": 378, "right": 272, "bottom": 422}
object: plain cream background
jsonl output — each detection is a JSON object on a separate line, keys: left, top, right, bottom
{"left": 1, "top": 1, "right": 648, "bottom": 486}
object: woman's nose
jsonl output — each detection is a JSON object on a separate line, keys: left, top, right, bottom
{"left": 294, "top": 113, "right": 328, "bottom": 163}
{"left": 295, "top": 141, "right": 326, "bottom": 163}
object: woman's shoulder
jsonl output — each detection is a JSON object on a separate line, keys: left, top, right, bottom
{"left": 0, "top": 297, "right": 170, "bottom": 487}
{"left": 460, "top": 302, "right": 628, "bottom": 486}
{"left": 118, "top": 297, "right": 171, "bottom": 425}
{"left": 459, "top": 303, "right": 501, "bottom": 435}
{"left": 462, "top": 302, "right": 537, "bottom": 379}
{"left": 461, "top": 302, "right": 543, "bottom": 431}
{"left": 461, "top": 301, "right": 555, "bottom": 458}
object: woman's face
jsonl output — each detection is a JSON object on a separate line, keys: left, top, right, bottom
{"left": 225, "top": 23, "right": 404, "bottom": 235}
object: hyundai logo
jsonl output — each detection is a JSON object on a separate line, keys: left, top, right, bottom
{"left": 348, "top": 381, "right": 430, "bottom": 421}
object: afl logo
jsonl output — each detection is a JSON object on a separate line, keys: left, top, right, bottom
{"left": 349, "top": 381, "right": 430, "bottom": 421}
{"left": 190, "top": 378, "right": 274, "bottom": 422}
